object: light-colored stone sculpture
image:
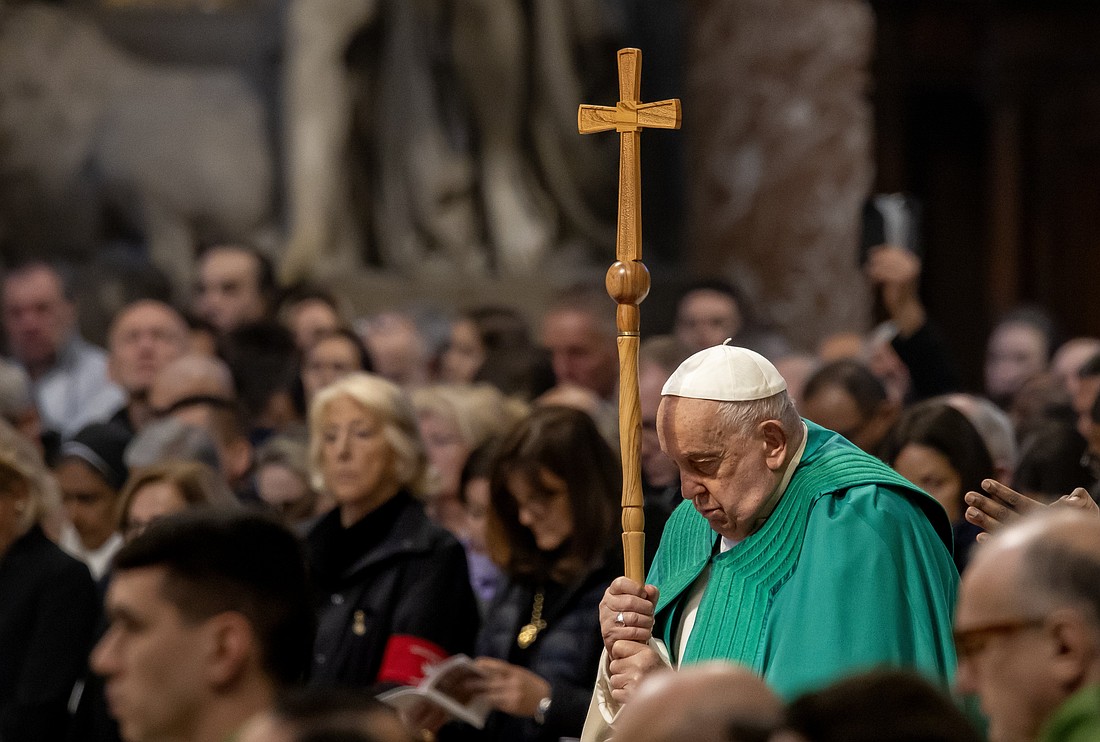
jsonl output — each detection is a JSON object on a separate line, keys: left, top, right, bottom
{"left": 0, "top": 4, "right": 275, "bottom": 295}
{"left": 280, "top": 0, "right": 620, "bottom": 284}
{"left": 279, "top": 0, "right": 380, "bottom": 283}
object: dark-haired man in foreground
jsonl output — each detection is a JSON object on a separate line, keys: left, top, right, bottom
{"left": 91, "top": 510, "right": 314, "bottom": 742}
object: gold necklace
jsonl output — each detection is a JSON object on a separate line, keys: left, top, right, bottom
{"left": 516, "top": 589, "right": 547, "bottom": 648}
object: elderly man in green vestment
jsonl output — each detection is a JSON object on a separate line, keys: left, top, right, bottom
{"left": 581, "top": 343, "right": 958, "bottom": 740}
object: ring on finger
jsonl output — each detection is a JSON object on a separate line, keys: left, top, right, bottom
{"left": 615, "top": 611, "right": 625, "bottom": 626}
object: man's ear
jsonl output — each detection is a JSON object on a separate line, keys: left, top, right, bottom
{"left": 202, "top": 612, "right": 256, "bottom": 690}
{"left": 1047, "top": 607, "right": 1097, "bottom": 691}
{"left": 758, "top": 420, "right": 788, "bottom": 471}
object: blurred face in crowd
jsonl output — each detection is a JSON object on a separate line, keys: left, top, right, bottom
{"left": 891, "top": 442, "right": 963, "bottom": 522}
{"left": 93, "top": 566, "right": 212, "bottom": 742}
{"left": 359, "top": 312, "right": 428, "bottom": 387}
{"left": 0, "top": 469, "right": 31, "bottom": 557}
{"left": 801, "top": 385, "right": 865, "bottom": 442}
{"left": 674, "top": 289, "right": 741, "bottom": 353}
{"left": 194, "top": 247, "right": 268, "bottom": 333}
{"left": 658, "top": 396, "right": 788, "bottom": 541}
{"left": 109, "top": 301, "right": 189, "bottom": 397}
{"left": 285, "top": 299, "right": 341, "bottom": 352}
{"left": 5, "top": 404, "right": 43, "bottom": 456}
{"left": 302, "top": 335, "right": 363, "bottom": 403}
{"left": 418, "top": 411, "right": 468, "bottom": 537}
{"left": 418, "top": 411, "right": 468, "bottom": 499}
{"left": 800, "top": 385, "right": 895, "bottom": 455}
{"left": 56, "top": 458, "right": 119, "bottom": 551}
{"left": 1072, "top": 373, "right": 1100, "bottom": 446}
{"left": 1051, "top": 339, "right": 1100, "bottom": 400}
{"left": 2, "top": 265, "right": 74, "bottom": 374}
{"left": 255, "top": 462, "right": 315, "bottom": 523}
{"left": 125, "top": 481, "right": 187, "bottom": 541}
{"left": 507, "top": 467, "right": 574, "bottom": 552}
{"left": 639, "top": 362, "right": 679, "bottom": 489}
{"left": 985, "top": 322, "right": 1048, "bottom": 403}
{"left": 320, "top": 395, "right": 400, "bottom": 526}
{"left": 954, "top": 544, "right": 1063, "bottom": 742}
{"left": 441, "top": 318, "right": 485, "bottom": 383}
{"left": 463, "top": 476, "right": 491, "bottom": 554}
{"left": 541, "top": 308, "right": 617, "bottom": 399}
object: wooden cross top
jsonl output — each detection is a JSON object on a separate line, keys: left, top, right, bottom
{"left": 578, "top": 48, "right": 681, "bottom": 261}
{"left": 578, "top": 48, "right": 680, "bottom": 583}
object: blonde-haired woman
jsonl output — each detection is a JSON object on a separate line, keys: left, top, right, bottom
{"left": 305, "top": 373, "right": 479, "bottom": 688}
{"left": 412, "top": 382, "right": 528, "bottom": 537}
{"left": 0, "top": 421, "right": 99, "bottom": 741}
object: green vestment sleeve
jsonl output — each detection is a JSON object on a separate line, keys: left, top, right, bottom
{"left": 758, "top": 483, "right": 959, "bottom": 697}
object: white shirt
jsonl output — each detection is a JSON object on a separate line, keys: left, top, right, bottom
{"left": 60, "top": 525, "right": 122, "bottom": 582}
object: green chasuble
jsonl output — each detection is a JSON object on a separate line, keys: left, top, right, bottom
{"left": 648, "top": 420, "right": 959, "bottom": 698}
{"left": 1038, "top": 685, "right": 1100, "bottom": 742}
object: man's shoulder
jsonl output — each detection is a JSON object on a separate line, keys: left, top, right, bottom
{"left": 3, "top": 525, "right": 96, "bottom": 591}
{"left": 803, "top": 483, "right": 957, "bottom": 580}
{"left": 798, "top": 425, "right": 953, "bottom": 550}
{"left": 810, "top": 481, "right": 938, "bottom": 532}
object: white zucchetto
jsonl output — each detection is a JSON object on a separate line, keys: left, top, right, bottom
{"left": 661, "top": 341, "right": 787, "bottom": 401}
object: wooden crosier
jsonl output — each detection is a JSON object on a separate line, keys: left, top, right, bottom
{"left": 578, "top": 48, "right": 680, "bottom": 582}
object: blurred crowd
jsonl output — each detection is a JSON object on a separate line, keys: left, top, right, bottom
{"left": 2, "top": 240, "right": 1099, "bottom": 742}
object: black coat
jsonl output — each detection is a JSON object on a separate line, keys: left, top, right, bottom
{"left": 306, "top": 493, "right": 480, "bottom": 687}
{"left": 0, "top": 525, "right": 99, "bottom": 742}
{"left": 473, "top": 559, "right": 617, "bottom": 742}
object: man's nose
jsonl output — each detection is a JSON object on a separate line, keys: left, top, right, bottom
{"left": 90, "top": 632, "right": 117, "bottom": 677}
{"left": 679, "top": 473, "right": 705, "bottom": 499}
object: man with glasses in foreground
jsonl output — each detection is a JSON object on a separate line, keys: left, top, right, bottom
{"left": 954, "top": 509, "right": 1100, "bottom": 742}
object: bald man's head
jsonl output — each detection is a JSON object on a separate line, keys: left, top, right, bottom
{"left": 148, "top": 354, "right": 251, "bottom": 487}
{"left": 615, "top": 662, "right": 783, "bottom": 742}
{"left": 967, "top": 509, "right": 1100, "bottom": 603}
{"left": 149, "top": 354, "right": 236, "bottom": 414}
{"left": 955, "top": 510, "right": 1100, "bottom": 742}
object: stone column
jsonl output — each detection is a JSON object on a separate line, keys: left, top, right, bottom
{"left": 684, "top": 0, "right": 875, "bottom": 350}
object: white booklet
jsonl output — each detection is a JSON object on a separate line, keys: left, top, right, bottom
{"left": 378, "top": 654, "right": 491, "bottom": 729}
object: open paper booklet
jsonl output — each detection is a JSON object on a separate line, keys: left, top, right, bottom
{"left": 378, "top": 654, "right": 491, "bottom": 729}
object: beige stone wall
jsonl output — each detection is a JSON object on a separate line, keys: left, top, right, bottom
{"left": 685, "top": 0, "right": 874, "bottom": 351}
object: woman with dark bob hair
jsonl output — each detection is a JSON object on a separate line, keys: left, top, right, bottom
{"left": 466, "top": 404, "right": 621, "bottom": 741}
{"left": 881, "top": 399, "right": 995, "bottom": 572}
